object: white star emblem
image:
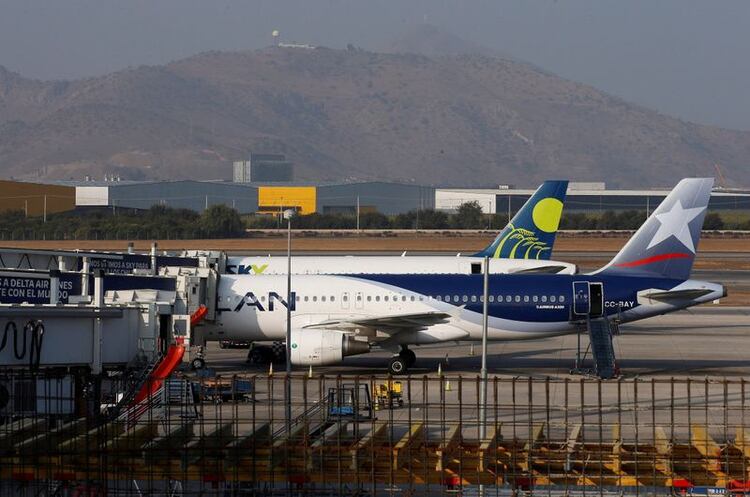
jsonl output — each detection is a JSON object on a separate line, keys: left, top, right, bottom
{"left": 646, "top": 200, "right": 705, "bottom": 253}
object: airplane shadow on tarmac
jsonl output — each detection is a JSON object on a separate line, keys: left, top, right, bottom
{"left": 335, "top": 357, "right": 750, "bottom": 378}
{"left": 231, "top": 347, "right": 750, "bottom": 378}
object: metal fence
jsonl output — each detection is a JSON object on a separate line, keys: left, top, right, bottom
{"left": 1, "top": 372, "right": 749, "bottom": 496}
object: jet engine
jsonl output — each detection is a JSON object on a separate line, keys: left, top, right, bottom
{"left": 289, "top": 330, "right": 370, "bottom": 366}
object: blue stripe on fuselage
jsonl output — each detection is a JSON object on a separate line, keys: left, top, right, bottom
{"left": 343, "top": 273, "right": 681, "bottom": 322}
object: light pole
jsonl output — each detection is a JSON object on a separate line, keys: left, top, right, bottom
{"left": 283, "top": 208, "right": 294, "bottom": 431}
{"left": 479, "top": 255, "right": 490, "bottom": 497}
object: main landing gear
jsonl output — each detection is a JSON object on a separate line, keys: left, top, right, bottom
{"left": 246, "top": 342, "right": 286, "bottom": 366}
{"left": 388, "top": 347, "right": 417, "bottom": 375}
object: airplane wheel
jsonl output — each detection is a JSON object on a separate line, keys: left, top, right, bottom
{"left": 388, "top": 357, "right": 408, "bottom": 375}
{"left": 191, "top": 357, "right": 206, "bottom": 370}
{"left": 399, "top": 349, "right": 417, "bottom": 367}
{"left": 247, "top": 347, "right": 268, "bottom": 365}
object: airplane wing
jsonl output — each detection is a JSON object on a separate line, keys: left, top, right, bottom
{"left": 302, "top": 311, "right": 452, "bottom": 334}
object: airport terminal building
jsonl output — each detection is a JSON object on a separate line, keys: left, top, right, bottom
{"left": 436, "top": 183, "right": 750, "bottom": 215}
{"left": 2, "top": 179, "right": 749, "bottom": 218}
{"left": 74, "top": 180, "right": 259, "bottom": 214}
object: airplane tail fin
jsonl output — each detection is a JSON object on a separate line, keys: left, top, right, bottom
{"left": 596, "top": 178, "right": 713, "bottom": 280}
{"left": 473, "top": 180, "right": 568, "bottom": 260}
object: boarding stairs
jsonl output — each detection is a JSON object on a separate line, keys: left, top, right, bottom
{"left": 587, "top": 317, "right": 618, "bottom": 379}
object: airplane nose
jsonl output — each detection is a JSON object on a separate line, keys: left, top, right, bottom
{"left": 722, "top": 286, "right": 728, "bottom": 298}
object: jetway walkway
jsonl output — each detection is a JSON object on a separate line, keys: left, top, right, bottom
{"left": 0, "top": 245, "right": 223, "bottom": 423}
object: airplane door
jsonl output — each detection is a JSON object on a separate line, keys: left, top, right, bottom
{"left": 572, "top": 281, "right": 590, "bottom": 316}
{"left": 341, "top": 292, "right": 350, "bottom": 310}
{"left": 354, "top": 292, "right": 363, "bottom": 309}
{"left": 589, "top": 283, "right": 604, "bottom": 318}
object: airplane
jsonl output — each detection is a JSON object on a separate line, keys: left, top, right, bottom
{"left": 222, "top": 180, "right": 574, "bottom": 276}
{"left": 202, "top": 178, "right": 724, "bottom": 375}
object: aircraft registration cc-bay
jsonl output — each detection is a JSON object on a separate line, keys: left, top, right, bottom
{"left": 201, "top": 178, "right": 724, "bottom": 375}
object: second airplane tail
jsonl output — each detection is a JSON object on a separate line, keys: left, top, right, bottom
{"left": 474, "top": 180, "right": 568, "bottom": 260}
{"left": 595, "top": 178, "right": 713, "bottom": 281}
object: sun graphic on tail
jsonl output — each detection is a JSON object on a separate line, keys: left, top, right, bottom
{"left": 532, "top": 198, "right": 564, "bottom": 233}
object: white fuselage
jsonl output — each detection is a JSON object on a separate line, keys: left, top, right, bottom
{"left": 225, "top": 255, "right": 576, "bottom": 276}
{"left": 206, "top": 273, "right": 723, "bottom": 350}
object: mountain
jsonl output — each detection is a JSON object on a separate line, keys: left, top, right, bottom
{"left": 382, "top": 23, "right": 506, "bottom": 59}
{"left": 1, "top": 44, "right": 749, "bottom": 187}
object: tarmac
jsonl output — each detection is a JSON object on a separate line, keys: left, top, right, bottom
{"left": 188, "top": 259, "right": 750, "bottom": 443}
{"left": 188, "top": 308, "right": 748, "bottom": 447}
{"left": 204, "top": 306, "right": 750, "bottom": 379}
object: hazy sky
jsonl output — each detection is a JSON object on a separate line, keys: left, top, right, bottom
{"left": 1, "top": 0, "right": 749, "bottom": 130}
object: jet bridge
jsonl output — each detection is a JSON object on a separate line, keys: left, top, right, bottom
{"left": 0, "top": 244, "right": 199, "bottom": 275}
{"left": 0, "top": 246, "right": 222, "bottom": 418}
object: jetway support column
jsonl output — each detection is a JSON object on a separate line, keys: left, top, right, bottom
{"left": 150, "top": 243, "right": 157, "bottom": 276}
{"left": 92, "top": 270, "right": 104, "bottom": 374}
{"left": 81, "top": 257, "right": 90, "bottom": 297}
{"left": 49, "top": 269, "right": 60, "bottom": 305}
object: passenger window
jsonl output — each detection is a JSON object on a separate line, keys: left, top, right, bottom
{"left": 356, "top": 295, "right": 361, "bottom": 301}
{"left": 489, "top": 296, "right": 494, "bottom": 303}
{"left": 541, "top": 296, "right": 547, "bottom": 303}
{"left": 445, "top": 295, "right": 450, "bottom": 301}
{"left": 453, "top": 295, "right": 459, "bottom": 302}
{"left": 462, "top": 295, "right": 469, "bottom": 303}
{"left": 304, "top": 296, "right": 309, "bottom": 302}
{"left": 375, "top": 296, "right": 380, "bottom": 302}
{"left": 330, "top": 296, "right": 335, "bottom": 302}
{"left": 559, "top": 295, "right": 566, "bottom": 303}
{"left": 514, "top": 296, "right": 521, "bottom": 303}
{"left": 410, "top": 296, "right": 415, "bottom": 301}
{"left": 321, "top": 296, "right": 326, "bottom": 302}
{"left": 533, "top": 296, "right": 538, "bottom": 303}
{"left": 343, "top": 295, "right": 348, "bottom": 302}
{"left": 402, "top": 296, "right": 407, "bottom": 302}
{"left": 312, "top": 296, "right": 317, "bottom": 302}
{"left": 471, "top": 295, "right": 477, "bottom": 303}
{"left": 384, "top": 296, "right": 389, "bottom": 302}
{"left": 367, "top": 296, "right": 372, "bottom": 302}
{"left": 550, "top": 296, "right": 556, "bottom": 303}
{"left": 506, "top": 295, "right": 512, "bottom": 303}
{"left": 295, "top": 295, "right": 300, "bottom": 302}
{"left": 418, "top": 296, "right": 424, "bottom": 301}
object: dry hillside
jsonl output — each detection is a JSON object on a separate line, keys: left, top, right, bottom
{"left": 1, "top": 44, "right": 749, "bottom": 187}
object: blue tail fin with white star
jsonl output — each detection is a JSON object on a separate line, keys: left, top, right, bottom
{"left": 596, "top": 178, "right": 713, "bottom": 280}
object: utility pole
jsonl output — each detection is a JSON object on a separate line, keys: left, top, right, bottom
{"left": 43, "top": 195, "right": 47, "bottom": 223}
{"left": 356, "top": 195, "right": 360, "bottom": 231}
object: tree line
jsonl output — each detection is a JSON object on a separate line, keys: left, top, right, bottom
{"left": 0, "top": 201, "right": 745, "bottom": 240}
